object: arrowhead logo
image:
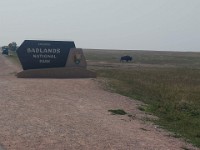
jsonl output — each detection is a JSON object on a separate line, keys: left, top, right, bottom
{"left": 74, "top": 53, "right": 82, "bottom": 64}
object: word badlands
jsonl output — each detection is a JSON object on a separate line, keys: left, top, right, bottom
{"left": 27, "top": 48, "right": 61, "bottom": 54}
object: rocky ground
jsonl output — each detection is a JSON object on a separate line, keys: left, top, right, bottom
{"left": 0, "top": 54, "right": 198, "bottom": 150}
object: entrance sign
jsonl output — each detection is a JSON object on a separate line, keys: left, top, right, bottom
{"left": 16, "top": 40, "right": 96, "bottom": 78}
{"left": 17, "top": 40, "right": 75, "bottom": 70}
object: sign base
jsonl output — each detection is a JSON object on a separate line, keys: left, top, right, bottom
{"left": 17, "top": 67, "right": 96, "bottom": 78}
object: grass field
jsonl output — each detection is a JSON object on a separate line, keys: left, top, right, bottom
{"left": 84, "top": 49, "right": 200, "bottom": 68}
{"left": 84, "top": 49, "right": 200, "bottom": 147}
{"left": 5, "top": 49, "right": 200, "bottom": 147}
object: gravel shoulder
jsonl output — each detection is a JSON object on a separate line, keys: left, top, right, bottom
{"left": 0, "top": 54, "right": 199, "bottom": 150}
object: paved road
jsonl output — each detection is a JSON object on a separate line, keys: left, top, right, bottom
{"left": 0, "top": 54, "right": 198, "bottom": 150}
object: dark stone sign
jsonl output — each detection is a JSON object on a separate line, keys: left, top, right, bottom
{"left": 17, "top": 40, "right": 76, "bottom": 70}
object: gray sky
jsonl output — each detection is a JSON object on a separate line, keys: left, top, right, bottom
{"left": 0, "top": 0, "right": 200, "bottom": 51}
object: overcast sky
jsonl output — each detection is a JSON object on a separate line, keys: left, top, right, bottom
{"left": 0, "top": 0, "right": 200, "bottom": 51}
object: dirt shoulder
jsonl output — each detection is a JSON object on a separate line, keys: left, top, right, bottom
{"left": 0, "top": 54, "right": 198, "bottom": 150}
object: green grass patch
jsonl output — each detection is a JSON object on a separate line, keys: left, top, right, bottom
{"left": 97, "top": 67, "right": 200, "bottom": 147}
{"left": 108, "top": 109, "right": 127, "bottom": 115}
{"left": 138, "top": 106, "right": 147, "bottom": 111}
